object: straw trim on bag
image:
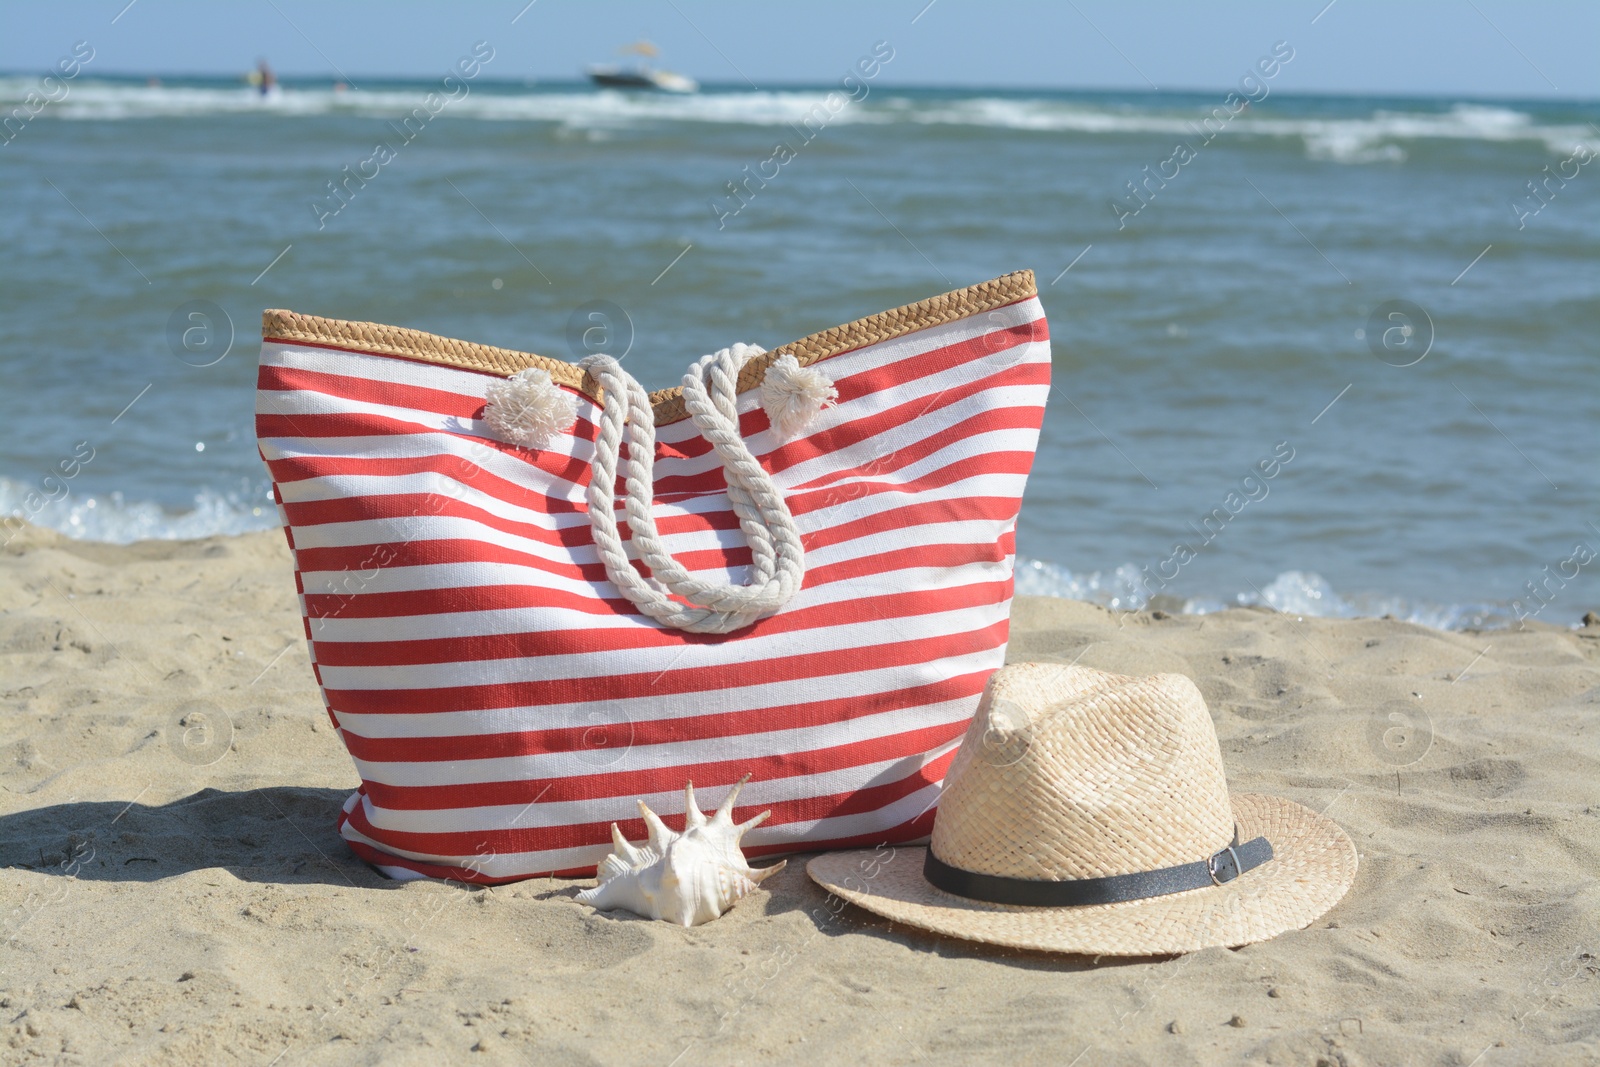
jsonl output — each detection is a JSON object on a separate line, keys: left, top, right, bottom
{"left": 262, "top": 270, "right": 1037, "bottom": 425}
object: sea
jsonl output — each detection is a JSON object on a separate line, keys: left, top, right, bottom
{"left": 2, "top": 74, "right": 1597, "bottom": 631}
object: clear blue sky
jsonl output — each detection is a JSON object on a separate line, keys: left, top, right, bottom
{"left": 3, "top": 1, "right": 1595, "bottom": 98}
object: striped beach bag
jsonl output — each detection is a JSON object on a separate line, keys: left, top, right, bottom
{"left": 256, "top": 270, "right": 1050, "bottom": 882}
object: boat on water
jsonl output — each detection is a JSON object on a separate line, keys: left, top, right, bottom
{"left": 587, "top": 65, "right": 698, "bottom": 93}
{"left": 586, "top": 40, "right": 697, "bottom": 94}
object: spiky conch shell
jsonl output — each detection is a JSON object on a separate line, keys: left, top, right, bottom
{"left": 576, "top": 775, "right": 786, "bottom": 926}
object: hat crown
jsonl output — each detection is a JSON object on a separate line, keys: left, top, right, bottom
{"left": 932, "top": 664, "right": 1236, "bottom": 882}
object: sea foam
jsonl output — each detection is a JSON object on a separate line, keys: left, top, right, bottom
{"left": 0, "top": 478, "right": 277, "bottom": 545}
{"left": 3, "top": 81, "right": 1593, "bottom": 163}
{"left": 0, "top": 478, "right": 1528, "bottom": 632}
{"left": 1014, "top": 556, "right": 1516, "bottom": 632}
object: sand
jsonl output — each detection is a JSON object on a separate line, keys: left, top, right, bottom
{"left": 2, "top": 523, "right": 1597, "bottom": 1066}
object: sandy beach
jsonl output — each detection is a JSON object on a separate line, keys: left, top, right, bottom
{"left": 2, "top": 523, "right": 1597, "bottom": 1066}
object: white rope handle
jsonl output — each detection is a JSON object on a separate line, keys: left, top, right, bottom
{"left": 580, "top": 345, "right": 805, "bottom": 634}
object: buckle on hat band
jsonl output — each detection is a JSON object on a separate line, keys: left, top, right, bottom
{"left": 1208, "top": 844, "right": 1242, "bottom": 885}
{"left": 923, "top": 828, "right": 1275, "bottom": 908}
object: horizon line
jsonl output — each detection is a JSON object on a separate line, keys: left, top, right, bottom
{"left": 2, "top": 70, "right": 1597, "bottom": 104}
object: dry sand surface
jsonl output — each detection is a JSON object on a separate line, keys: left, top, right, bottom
{"left": 2, "top": 524, "right": 1597, "bottom": 1066}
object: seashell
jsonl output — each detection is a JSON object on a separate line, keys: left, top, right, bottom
{"left": 576, "top": 775, "right": 786, "bottom": 926}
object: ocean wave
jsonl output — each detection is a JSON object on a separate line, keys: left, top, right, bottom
{"left": 1013, "top": 557, "right": 1517, "bottom": 632}
{"left": 0, "top": 478, "right": 278, "bottom": 545}
{"left": 0, "top": 477, "right": 1535, "bottom": 631}
{"left": 2, "top": 81, "right": 1593, "bottom": 161}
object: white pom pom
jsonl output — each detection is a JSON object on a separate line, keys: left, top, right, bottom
{"left": 483, "top": 367, "right": 578, "bottom": 449}
{"left": 760, "top": 353, "right": 837, "bottom": 439}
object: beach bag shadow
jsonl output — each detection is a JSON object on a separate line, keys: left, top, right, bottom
{"left": 0, "top": 787, "right": 389, "bottom": 887}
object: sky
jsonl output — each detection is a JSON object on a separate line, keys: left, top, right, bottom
{"left": 1, "top": 1, "right": 1595, "bottom": 99}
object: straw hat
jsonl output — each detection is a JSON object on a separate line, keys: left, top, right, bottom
{"left": 808, "top": 663, "right": 1356, "bottom": 956}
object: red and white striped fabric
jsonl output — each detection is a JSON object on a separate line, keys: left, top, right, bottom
{"left": 256, "top": 271, "right": 1050, "bottom": 883}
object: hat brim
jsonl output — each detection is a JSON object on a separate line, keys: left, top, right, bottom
{"left": 806, "top": 793, "right": 1356, "bottom": 957}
